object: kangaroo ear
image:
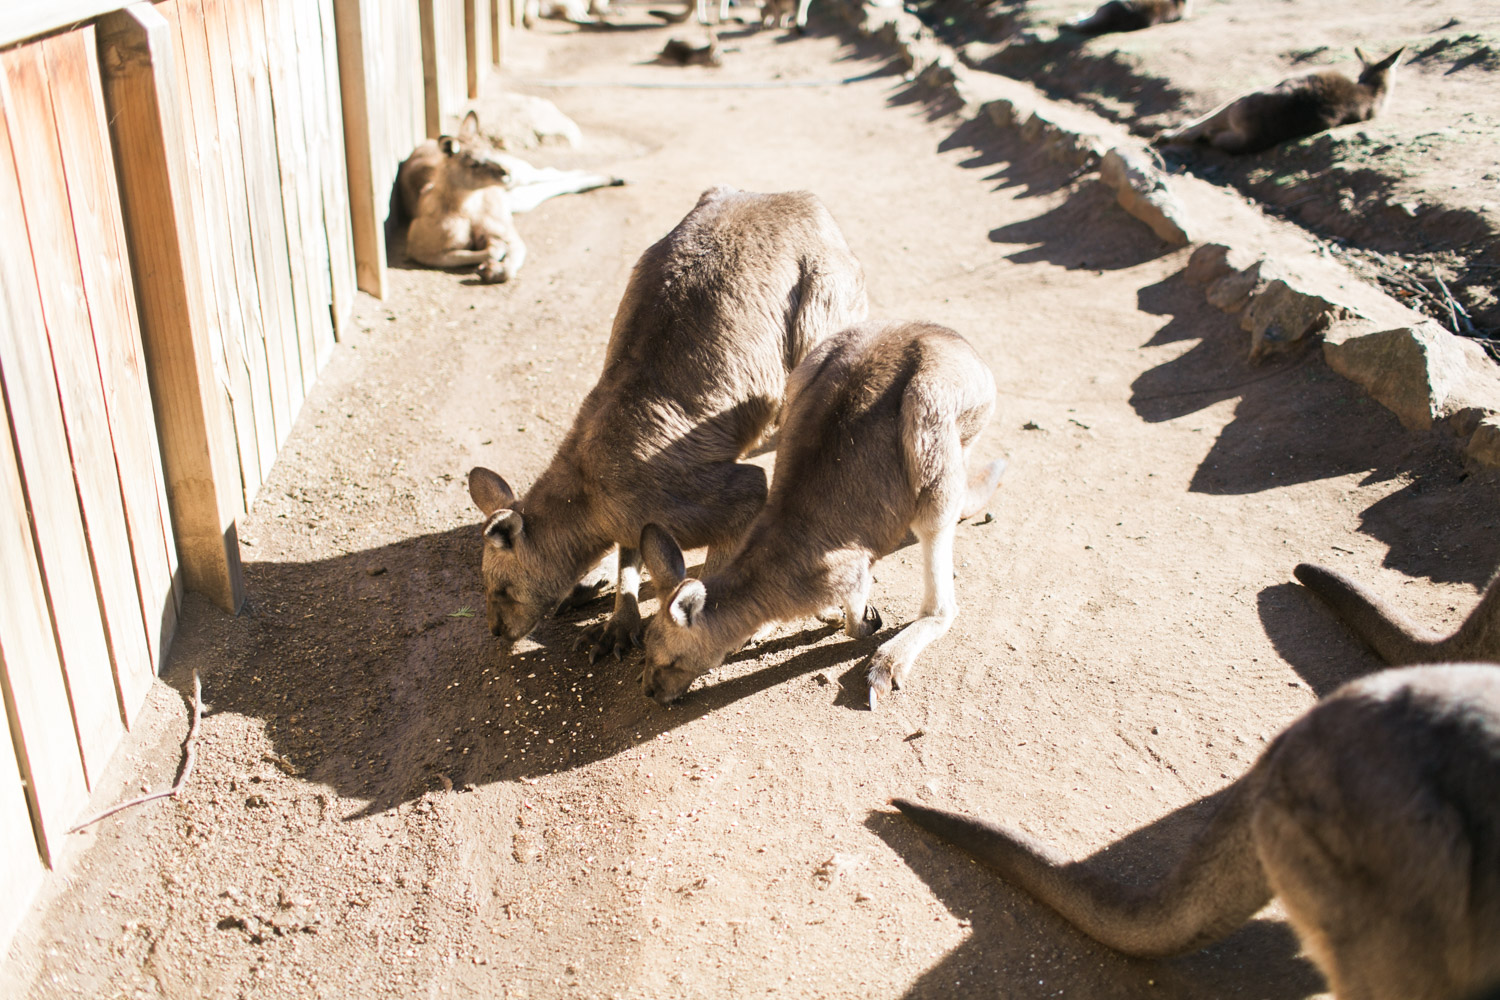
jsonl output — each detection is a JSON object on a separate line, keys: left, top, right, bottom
{"left": 469, "top": 467, "right": 516, "bottom": 515}
{"left": 669, "top": 579, "right": 707, "bottom": 629}
{"left": 458, "top": 111, "right": 480, "bottom": 140}
{"left": 1354, "top": 46, "right": 1370, "bottom": 66}
{"left": 1375, "top": 47, "right": 1405, "bottom": 71}
{"left": 484, "top": 509, "right": 523, "bottom": 549}
{"left": 640, "top": 523, "right": 686, "bottom": 592}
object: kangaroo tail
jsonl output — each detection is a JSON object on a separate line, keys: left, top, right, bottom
{"left": 960, "top": 458, "right": 1006, "bottom": 520}
{"left": 649, "top": 7, "right": 693, "bottom": 22}
{"left": 892, "top": 783, "right": 1271, "bottom": 957}
{"left": 1293, "top": 563, "right": 1451, "bottom": 664}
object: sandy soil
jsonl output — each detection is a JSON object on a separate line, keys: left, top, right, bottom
{"left": 6, "top": 11, "right": 1500, "bottom": 1000}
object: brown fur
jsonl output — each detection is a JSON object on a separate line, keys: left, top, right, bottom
{"left": 1154, "top": 47, "right": 1404, "bottom": 154}
{"left": 1295, "top": 562, "right": 1500, "bottom": 664}
{"left": 1064, "top": 0, "right": 1190, "bottom": 37}
{"left": 658, "top": 31, "right": 723, "bottom": 67}
{"left": 638, "top": 320, "right": 1004, "bottom": 708}
{"left": 468, "top": 186, "right": 867, "bottom": 661}
{"left": 396, "top": 112, "right": 621, "bottom": 284}
{"left": 896, "top": 664, "right": 1500, "bottom": 1000}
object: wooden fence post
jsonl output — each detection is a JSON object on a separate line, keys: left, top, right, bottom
{"left": 96, "top": 3, "right": 245, "bottom": 615}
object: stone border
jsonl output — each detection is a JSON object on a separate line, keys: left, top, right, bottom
{"left": 831, "top": 0, "right": 1500, "bottom": 469}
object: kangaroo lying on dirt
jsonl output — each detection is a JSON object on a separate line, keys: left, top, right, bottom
{"left": 637, "top": 320, "right": 1005, "bottom": 709}
{"left": 468, "top": 186, "right": 867, "bottom": 661}
{"left": 1295, "top": 562, "right": 1500, "bottom": 664}
{"left": 658, "top": 30, "right": 723, "bottom": 66}
{"left": 396, "top": 112, "right": 623, "bottom": 284}
{"left": 1063, "top": 0, "right": 1189, "bottom": 36}
{"left": 896, "top": 663, "right": 1500, "bottom": 1000}
{"left": 1154, "top": 47, "right": 1404, "bottom": 154}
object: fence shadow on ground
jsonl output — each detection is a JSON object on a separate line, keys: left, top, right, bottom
{"left": 866, "top": 793, "right": 1324, "bottom": 1000}
{"left": 168, "top": 521, "right": 889, "bottom": 820}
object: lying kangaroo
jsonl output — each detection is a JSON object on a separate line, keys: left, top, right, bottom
{"left": 658, "top": 30, "right": 723, "bottom": 67}
{"left": 523, "top": 0, "right": 609, "bottom": 26}
{"left": 638, "top": 320, "right": 1005, "bottom": 709}
{"left": 1063, "top": 0, "right": 1190, "bottom": 36}
{"left": 896, "top": 663, "right": 1500, "bottom": 1000}
{"left": 1295, "top": 562, "right": 1500, "bottom": 664}
{"left": 468, "top": 186, "right": 866, "bottom": 660}
{"left": 1154, "top": 47, "right": 1404, "bottom": 154}
{"left": 396, "top": 112, "right": 623, "bottom": 284}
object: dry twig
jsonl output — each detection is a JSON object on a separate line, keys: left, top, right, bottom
{"left": 68, "top": 670, "right": 203, "bottom": 834}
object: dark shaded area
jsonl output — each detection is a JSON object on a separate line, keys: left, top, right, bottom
{"left": 1256, "top": 581, "right": 1385, "bottom": 695}
{"left": 988, "top": 181, "right": 1177, "bottom": 270}
{"left": 868, "top": 793, "right": 1324, "bottom": 1000}
{"left": 167, "top": 524, "right": 880, "bottom": 822}
{"left": 938, "top": 114, "right": 1083, "bottom": 200}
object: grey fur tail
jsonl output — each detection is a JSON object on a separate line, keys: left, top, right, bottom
{"left": 891, "top": 791, "right": 1271, "bottom": 957}
{"left": 1293, "top": 562, "right": 1483, "bottom": 664}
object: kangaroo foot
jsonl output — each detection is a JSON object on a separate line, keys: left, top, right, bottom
{"left": 475, "top": 260, "right": 512, "bottom": 284}
{"left": 848, "top": 604, "right": 883, "bottom": 640}
{"left": 554, "top": 577, "right": 609, "bottom": 616}
{"left": 575, "top": 612, "right": 642, "bottom": 664}
{"left": 866, "top": 646, "right": 907, "bottom": 711}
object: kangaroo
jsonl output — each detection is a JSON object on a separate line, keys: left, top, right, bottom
{"left": 523, "top": 0, "right": 610, "bottom": 27}
{"left": 1063, "top": 0, "right": 1190, "bottom": 36}
{"left": 468, "top": 186, "right": 867, "bottom": 662}
{"left": 1154, "top": 47, "right": 1404, "bottom": 154}
{"left": 637, "top": 320, "right": 1005, "bottom": 709}
{"left": 758, "top": 0, "right": 812, "bottom": 32}
{"left": 895, "top": 663, "right": 1500, "bottom": 1000}
{"left": 396, "top": 112, "right": 623, "bottom": 284}
{"left": 1294, "top": 562, "right": 1500, "bottom": 664}
{"left": 658, "top": 30, "right": 723, "bottom": 67}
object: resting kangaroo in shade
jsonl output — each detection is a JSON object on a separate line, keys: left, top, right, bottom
{"left": 1063, "top": 0, "right": 1190, "bottom": 37}
{"left": 1294, "top": 562, "right": 1500, "bottom": 663}
{"left": 397, "top": 112, "right": 622, "bottom": 284}
{"left": 468, "top": 186, "right": 866, "bottom": 661}
{"left": 895, "top": 664, "right": 1500, "bottom": 1000}
{"left": 637, "top": 320, "right": 1005, "bottom": 709}
{"left": 1154, "top": 47, "right": 1404, "bottom": 154}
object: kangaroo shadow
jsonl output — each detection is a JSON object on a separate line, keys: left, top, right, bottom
{"left": 869, "top": 792, "right": 1324, "bottom": 1000}
{"left": 172, "top": 514, "right": 876, "bottom": 823}
{"left": 1256, "top": 581, "right": 1386, "bottom": 696}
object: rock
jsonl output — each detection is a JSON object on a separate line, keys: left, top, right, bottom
{"left": 1240, "top": 279, "right": 1352, "bottom": 359}
{"left": 1184, "top": 243, "right": 1262, "bottom": 286}
{"left": 984, "top": 98, "right": 1023, "bottom": 128}
{"left": 1322, "top": 322, "right": 1500, "bottom": 430}
{"left": 1465, "top": 416, "right": 1500, "bottom": 470}
{"left": 1205, "top": 261, "right": 1269, "bottom": 314}
{"left": 512, "top": 830, "right": 541, "bottom": 864}
{"left": 1099, "top": 149, "right": 1190, "bottom": 246}
{"left": 486, "top": 93, "right": 584, "bottom": 151}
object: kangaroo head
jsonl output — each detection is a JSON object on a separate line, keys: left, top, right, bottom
{"left": 1354, "top": 46, "right": 1405, "bottom": 100}
{"left": 468, "top": 466, "right": 572, "bottom": 644}
{"left": 440, "top": 112, "right": 512, "bottom": 187}
{"left": 639, "top": 524, "right": 724, "bottom": 705}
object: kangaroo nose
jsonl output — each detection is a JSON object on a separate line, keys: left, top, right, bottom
{"left": 490, "top": 621, "right": 505, "bottom": 638}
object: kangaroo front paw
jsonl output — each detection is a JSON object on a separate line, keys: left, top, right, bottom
{"left": 574, "top": 614, "right": 642, "bottom": 664}
{"left": 475, "top": 260, "right": 512, "bottom": 284}
{"left": 554, "top": 577, "right": 609, "bottom": 616}
{"left": 865, "top": 648, "right": 905, "bottom": 711}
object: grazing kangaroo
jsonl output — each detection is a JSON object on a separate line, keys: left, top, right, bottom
{"left": 895, "top": 663, "right": 1500, "bottom": 1000}
{"left": 1154, "top": 47, "right": 1404, "bottom": 154}
{"left": 759, "top": 0, "right": 812, "bottom": 32}
{"left": 638, "top": 320, "right": 1005, "bottom": 709}
{"left": 396, "top": 112, "right": 623, "bottom": 284}
{"left": 1063, "top": 0, "right": 1190, "bottom": 36}
{"left": 468, "top": 186, "right": 867, "bottom": 661}
{"left": 1295, "top": 562, "right": 1500, "bottom": 664}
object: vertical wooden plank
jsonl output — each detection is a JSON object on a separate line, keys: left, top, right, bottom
{"left": 259, "top": 0, "right": 325, "bottom": 397}
{"left": 201, "top": 0, "right": 277, "bottom": 486}
{"left": 97, "top": 2, "right": 246, "bottom": 615}
{"left": 309, "top": 0, "right": 356, "bottom": 343}
{"left": 439, "top": 0, "right": 467, "bottom": 120}
{"left": 170, "top": 0, "right": 265, "bottom": 508}
{"left": 0, "top": 94, "right": 91, "bottom": 863}
{"left": 419, "top": 0, "right": 440, "bottom": 139}
{"left": 79, "top": 13, "right": 182, "bottom": 677}
{"left": 40, "top": 28, "right": 162, "bottom": 725}
{"left": 0, "top": 687, "right": 45, "bottom": 956}
{"left": 1, "top": 42, "right": 127, "bottom": 781}
{"left": 465, "top": 0, "right": 483, "bottom": 99}
{"left": 226, "top": 0, "right": 302, "bottom": 449}
{"left": 331, "top": 0, "right": 388, "bottom": 298}
{"left": 490, "top": 0, "right": 503, "bottom": 69}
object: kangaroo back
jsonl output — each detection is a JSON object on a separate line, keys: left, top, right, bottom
{"left": 1066, "top": 0, "right": 1189, "bottom": 36}
{"left": 1295, "top": 562, "right": 1500, "bottom": 664}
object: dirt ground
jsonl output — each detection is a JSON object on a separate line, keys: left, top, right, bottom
{"left": 923, "top": 0, "right": 1500, "bottom": 338}
{"left": 7, "top": 9, "right": 1500, "bottom": 1000}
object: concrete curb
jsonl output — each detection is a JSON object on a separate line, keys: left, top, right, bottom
{"left": 831, "top": 0, "right": 1500, "bottom": 469}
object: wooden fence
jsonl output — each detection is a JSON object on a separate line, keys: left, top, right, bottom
{"left": 0, "top": 0, "right": 507, "bottom": 959}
